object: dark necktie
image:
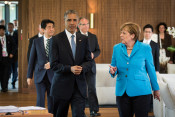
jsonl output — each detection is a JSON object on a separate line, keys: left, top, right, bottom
{"left": 46, "top": 39, "right": 50, "bottom": 57}
{"left": 71, "top": 35, "right": 76, "bottom": 59}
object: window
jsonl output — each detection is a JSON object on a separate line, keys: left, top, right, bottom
{"left": 0, "top": 3, "right": 5, "bottom": 20}
{"left": 10, "top": 4, "right": 16, "bottom": 22}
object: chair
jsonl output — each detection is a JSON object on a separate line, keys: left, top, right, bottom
{"left": 153, "top": 74, "right": 175, "bottom": 117}
{"left": 96, "top": 64, "right": 116, "bottom": 105}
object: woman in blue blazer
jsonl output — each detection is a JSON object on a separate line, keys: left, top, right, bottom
{"left": 109, "top": 22, "right": 160, "bottom": 117}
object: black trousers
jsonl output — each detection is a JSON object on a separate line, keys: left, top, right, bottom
{"left": 0, "top": 57, "right": 11, "bottom": 91}
{"left": 116, "top": 92, "right": 151, "bottom": 117}
{"left": 85, "top": 71, "right": 99, "bottom": 112}
{"left": 53, "top": 83, "right": 85, "bottom": 117}
{"left": 35, "top": 73, "right": 53, "bottom": 113}
{"left": 11, "top": 61, "right": 18, "bottom": 85}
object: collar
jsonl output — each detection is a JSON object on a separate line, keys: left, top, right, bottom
{"left": 65, "top": 29, "right": 76, "bottom": 39}
{"left": 121, "top": 40, "right": 140, "bottom": 57}
{"left": 80, "top": 30, "right": 88, "bottom": 36}
{"left": 143, "top": 38, "right": 151, "bottom": 44}
{"left": 44, "top": 35, "right": 52, "bottom": 40}
{"left": 38, "top": 33, "right": 43, "bottom": 37}
{"left": 8, "top": 31, "right": 14, "bottom": 36}
{"left": 0, "top": 35, "right": 5, "bottom": 39}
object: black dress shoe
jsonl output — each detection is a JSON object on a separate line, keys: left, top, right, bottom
{"left": 12, "top": 85, "right": 16, "bottom": 89}
{"left": 1, "top": 89, "right": 8, "bottom": 92}
{"left": 90, "top": 111, "right": 101, "bottom": 116}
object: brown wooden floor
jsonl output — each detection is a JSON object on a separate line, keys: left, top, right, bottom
{"left": 0, "top": 92, "right": 154, "bottom": 117}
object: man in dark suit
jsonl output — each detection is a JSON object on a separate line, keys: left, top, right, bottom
{"left": 6, "top": 23, "right": 18, "bottom": 89}
{"left": 50, "top": 10, "right": 92, "bottom": 117}
{"left": 27, "top": 24, "right": 44, "bottom": 61}
{"left": 0, "top": 25, "right": 16, "bottom": 92}
{"left": 13, "top": 20, "right": 18, "bottom": 31}
{"left": 27, "top": 19, "right": 55, "bottom": 113}
{"left": 140, "top": 24, "right": 160, "bottom": 72}
{"left": 78, "top": 17, "right": 101, "bottom": 116}
{"left": 140, "top": 24, "right": 160, "bottom": 112}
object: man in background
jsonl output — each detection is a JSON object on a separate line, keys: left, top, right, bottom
{"left": 27, "top": 19, "right": 55, "bottom": 113}
{"left": 13, "top": 20, "right": 18, "bottom": 30}
{"left": 78, "top": 17, "right": 101, "bottom": 116}
{"left": 6, "top": 23, "right": 18, "bottom": 89}
{"left": 27, "top": 24, "right": 44, "bottom": 61}
{"left": 0, "top": 25, "right": 16, "bottom": 92}
{"left": 0, "top": 19, "right": 5, "bottom": 26}
{"left": 140, "top": 24, "right": 160, "bottom": 112}
{"left": 141, "top": 24, "right": 160, "bottom": 72}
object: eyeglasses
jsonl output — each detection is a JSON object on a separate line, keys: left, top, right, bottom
{"left": 144, "top": 31, "right": 152, "bottom": 33}
{"left": 80, "top": 23, "right": 89, "bottom": 26}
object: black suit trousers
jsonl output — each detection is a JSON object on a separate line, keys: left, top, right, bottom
{"left": 35, "top": 73, "right": 53, "bottom": 113}
{"left": 116, "top": 92, "right": 151, "bottom": 117}
{"left": 86, "top": 70, "right": 99, "bottom": 112}
{"left": 53, "top": 82, "right": 86, "bottom": 117}
{"left": 0, "top": 57, "right": 11, "bottom": 91}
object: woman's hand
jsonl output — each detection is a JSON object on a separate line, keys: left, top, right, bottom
{"left": 109, "top": 65, "right": 117, "bottom": 75}
{"left": 153, "top": 90, "right": 160, "bottom": 101}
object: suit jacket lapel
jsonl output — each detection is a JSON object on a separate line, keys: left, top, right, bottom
{"left": 38, "top": 37, "right": 47, "bottom": 58}
{"left": 61, "top": 31, "right": 74, "bottom": 60}
{"left": 75, "top": 33, "right": 82, "bottom": 61}
{"left": 130, "top": 41, "right": 140, "bottom": 57}
{"left": 150, "top": 40, "right": 153, "bottom": 48}
{"left": 121, "top": 44, "right": 128, "bottom": 57}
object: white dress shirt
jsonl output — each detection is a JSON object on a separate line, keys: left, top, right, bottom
{"left": 38, "top": 33, "right": 43, "bottom": 38}
{"left": 65, "top": 29, "right": 76, "bottom": 49}
{"left": 43, "top": 35, "right": 52, "bottom": 49}
{"left": 8, "top": 31, "right": 14, "bottom": 36}
{"left": 143, "top": 38, "right": 151, "bottom": 45}
{"left": 80, "top": 30, "right": 88, "bottom": 36}
{"left": 0, "top": 35, "right": 8, "bottom": 56}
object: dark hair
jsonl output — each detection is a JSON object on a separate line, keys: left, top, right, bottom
{"left": 0, "top": 19, "right": 5, "bottom": 23}
{"left": 8, "top": 23, "right": 14, "bottom": 26}
{"left": 41, "top": 19, "right": 55, "bottom": 29}
{"left": 143, "top": 24, "right": 153, "bottom": 32}
{"left": 156, "top": 22, "right": 167, "bottom": 33}
{"left": 64, "top": 10, "right": 79, "bottom": 20}
{"left": 0, "top": 25, "right": 6, "bottom": 30}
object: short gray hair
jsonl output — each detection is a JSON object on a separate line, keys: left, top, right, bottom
{"left": 64, "top": 10, "right": 79, "bottom": 20}
{"left": 79, "top": 17, "right": 89, "bottom": 25}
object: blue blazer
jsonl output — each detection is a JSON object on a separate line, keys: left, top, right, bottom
{"left": 27, "top": 37, "right": 54, "bottom": 84}
{"left": 110, "top": 40, "right": 159, "bottom": 97}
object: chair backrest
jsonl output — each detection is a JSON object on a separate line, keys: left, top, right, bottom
{"left": 167, "top": 63, "right": 175, "bottom": 74}
{"left": 158, "top": 74, "right": 175, "bottom": 109}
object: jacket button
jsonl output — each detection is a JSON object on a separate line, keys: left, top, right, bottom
{"left": 126, "top": 68, "right": 128, "bottom": 71}
{"left": 127, "top": 62, "right": 129, "bottom": 64}
{"left": 125, "top": 75, "right": 127, "bottom": 77}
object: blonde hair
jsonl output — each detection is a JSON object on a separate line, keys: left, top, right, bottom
{"left": 120, "top": 22, "right": 141, "bottom": 41}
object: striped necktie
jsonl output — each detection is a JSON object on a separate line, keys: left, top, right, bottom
{"left": 46, "top": 39, "right": 50, "bottom": 57}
